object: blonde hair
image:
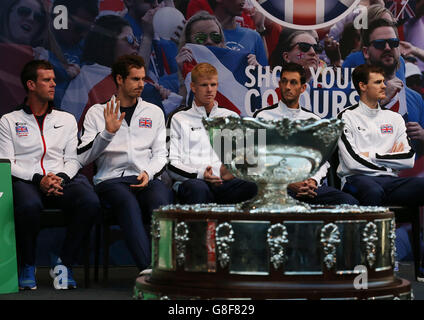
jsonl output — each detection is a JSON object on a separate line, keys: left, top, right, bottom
{"left": 191, "top": 62, "right": 218, "bottom": 83}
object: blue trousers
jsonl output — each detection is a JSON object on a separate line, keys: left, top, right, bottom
{"left": 177, "top": 178, "right": 258, "bottom": 204}
{"left": 288, "top": 183, "right": 359, "bottom": 205}
{"left": 13, "top": 174, "right": 101, "bottom": 267}
{"left": 95, "top": 176, "right": 173, "bottom": 270}
{"left": 343, "top": 175, "right": 424, "bottom": 206}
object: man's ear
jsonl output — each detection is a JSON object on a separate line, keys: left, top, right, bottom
{"left": 362, "top": 46, "right": 369, "bottom": 61}
{"left": 116, "top": 74, "right": 124, "bottom": 86}
{"left": 190, "top": 82, "right": 196, "bottom": 94}
{"left": 300, "top": 83, "right": 307, "bottom": 94}
{"left": 358, "top": 81, "right": 367, "bottom": 94}
{"left": 26, "top": 80, "right": 36, "bottom": 92}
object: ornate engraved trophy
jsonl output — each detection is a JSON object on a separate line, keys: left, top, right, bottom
{"left": 134, "top": 117, "right": 411, "bottom": 300}
{"left": 203, "top": 116, "right": 343, "bottom": 211}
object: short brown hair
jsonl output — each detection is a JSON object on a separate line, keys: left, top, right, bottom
{"left": 361, "top": 18, "right": 398, "bottom": 47}
{"left": 111, "top": 55, "right": 145, "bottom": 86}
{"left": 352, "top": 64, "right": 385, "bottom": 96}
{"left": 281, "top": 62, "right": 307, "bottom": 85}
{"left": 191, "top": 63, "right": 218, "bottom": 83}
{"left": 20, "top": 60, "right": 54, "bottom": 92}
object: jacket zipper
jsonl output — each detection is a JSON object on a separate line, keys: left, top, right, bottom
{"left": 34, "top": 114, "right": 47, "bottom": 175}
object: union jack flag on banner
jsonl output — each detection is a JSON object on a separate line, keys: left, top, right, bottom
{"left": 255, "top": 0, "right": 360, "bottom": 29}
{"left": 182, "top": 44, "right": 266, "bottom": 117}
{"left": 386, "top": 0, "right": 415, "bottom": 22}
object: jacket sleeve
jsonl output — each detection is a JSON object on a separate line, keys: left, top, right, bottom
{"left": 0, "top": 116, "right": 35, "bottom": 181}
{"left": 168, "top": 115, "right": 206, "bottom": 181}
{"left": 62, "top": 116, "right": 81, "bottom": 179}
{"left": 373, "top": 116, "right": 415, "bottom": 170}
{"left": 77, "top": 106, "right": 115, "bottom": 166}
{"left": 310, "top": 161, "right": 330, "bottom": 187}
{"left": 143, "top": 112, "right": 168, "bottom": 181}
{"left": 337, "top": 113, "right": 390, "bottom": 175}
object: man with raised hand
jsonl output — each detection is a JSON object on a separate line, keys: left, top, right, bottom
{"left": 254, "top": 62, "right": 359, "bottom": 205}
{"left": 0, "top": 60, "right": 100, "bottom": 290}
{"left": 78, "top": 55, "right": 173, "bottom": 275}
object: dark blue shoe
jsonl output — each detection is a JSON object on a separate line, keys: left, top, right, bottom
{"left": 18, "top": 265, "right": 37, "bottom": 290}
{"left": 49, "top": 257, "right": 77, "bottom": 290}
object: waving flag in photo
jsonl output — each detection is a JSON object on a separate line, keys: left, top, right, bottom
{"left": 60, "top": 64, "right": 117, "bottom": 129}
{"left": 387, "top": 0, "right": 415, "bottom": 21}
{"left": 384, "top": 85, "right": 408, "bottom": 119}
{"left": 255, "top": 0, "right": 360, "bottom": 29}
{"left": 182, "top": 44, "right": 265, "bottom": 117}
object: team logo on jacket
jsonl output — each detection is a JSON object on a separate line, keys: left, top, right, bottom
{"left": 15, "top": 122, "right": 28, "bottom": 137}
{"left": 380, "top": 124, "right": 393, "bottom": 134}
{"left": 253, "top": 0, "right": 361, "bottom": 30}
{"left": 139, "top": 117, "right": 152, "bottom": 128}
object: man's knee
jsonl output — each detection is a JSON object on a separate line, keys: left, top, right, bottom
{"left": 338, "top": 192, "right": 360, "bottom": 205}
{"left": 145, "top": 180, "right": 174, "bottom": 208}
{"left": 343, "top": 181, "right": 384, "bottom": 205}
{"left": 179, "top": 179, "right": 213, "bottom": 204}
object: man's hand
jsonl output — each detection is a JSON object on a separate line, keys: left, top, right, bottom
{"left": 204, "top": 166, "right": 222, "bottom": 186}
{"left": 324, "top": 34, "right": 341, "bottom": 66}
{"left": 130, "top": 171, "right": 149, "bottom": 189}
{"left": 220, "top": 164, "right": 234, "bottom": 181}
{"left": 153, "top": 82, "right": 171, "bottom": 100}
{"left": 104, "top": 97, "right": 125, "bottom": 134}
{"left": 141, "top": 4, "right": 164, "bottom": 36}
{"left": 360, "top": 152, "right": 369, "bottom": 158}
{"left": 40, "top": 173, "right": 63, "bottom": 196}
{"left": 288, "top": 178, "right": 317, "bottom": 198}
{"left": 381, "top": 77, "right": 403, "bottom": 106}
{"left": 391, "top": 141, "right": 405, "bottom": 153}
{"left": 406, "top": 122, "right": 424, "bottom": 141}
{"left": 247, "top": 54, "right": 259, "bottom": 66}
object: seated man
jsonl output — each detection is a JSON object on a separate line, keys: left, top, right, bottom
{"left": 78, "top": 55, "right": 173, "bottom": 274}
{"left": 338, "top": 63, "right": 424, "bottom": 206}
{"left": 254, "top": 62, "right": 359, "bottom": 205}
{"left": 167, "top": 62, "right": 257, "bottom": 204}
{"left": 0, "top": 60, "right": 101, "bottom": 290}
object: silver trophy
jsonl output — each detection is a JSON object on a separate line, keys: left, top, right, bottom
{"left": 202, "top": 116, "right": 344, "bottom": 211}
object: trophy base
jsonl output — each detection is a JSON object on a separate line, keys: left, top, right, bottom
{"left": 135, "top": 204, "right": 412, "bottom": 300}
{"left": 134, "top": 275, "right": 411, "bottom": 300}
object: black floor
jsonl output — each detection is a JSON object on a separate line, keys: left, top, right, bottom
{"left": 1, "top": 262, "right": 423, "bottom": 300}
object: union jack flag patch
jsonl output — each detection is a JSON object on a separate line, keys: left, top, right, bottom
{"left": 15, "top": 123, "right": 28, "bottom": 136}
{"left": 139, "top": 117, "right": 152, "bottom": 128}
{"left": 380, "top": 124, "right": 393, "bottom": 134}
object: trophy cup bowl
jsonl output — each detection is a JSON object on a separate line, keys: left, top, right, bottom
{"left": 202, "top": 116, "right": 344, "bottom": 211}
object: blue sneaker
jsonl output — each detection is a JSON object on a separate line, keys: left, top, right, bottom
{"left": 18, "top": 265, "right": 37, "bottom": 290}
{"left": 49, "top": 257, "right": 77, "bottom": 290}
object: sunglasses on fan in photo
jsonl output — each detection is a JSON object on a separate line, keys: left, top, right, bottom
{"left": 193, "top": 32, "right": 223, "bottom": 45}
{"left": 15, "top": 6, "right": 46, "bottom": 24}
{"left": 291, "top": 42, "right": 323, "bottom": 54}
{"left": 122, "top": 35, "right": 140, "bottom": 46}
{"left": 370, "top": 38, "right": 400, "bottom": 50}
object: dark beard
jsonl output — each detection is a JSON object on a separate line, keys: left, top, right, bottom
{"left": 369, "top": 54, "right": 399, "bottom": 77}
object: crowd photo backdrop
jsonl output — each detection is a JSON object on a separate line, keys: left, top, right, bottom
{"left": 1, "top": 0, "right": 424, "bottom": 265}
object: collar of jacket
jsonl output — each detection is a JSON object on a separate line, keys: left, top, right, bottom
{"left": 18, "top": 97, "right": 55, "bottom": 115}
